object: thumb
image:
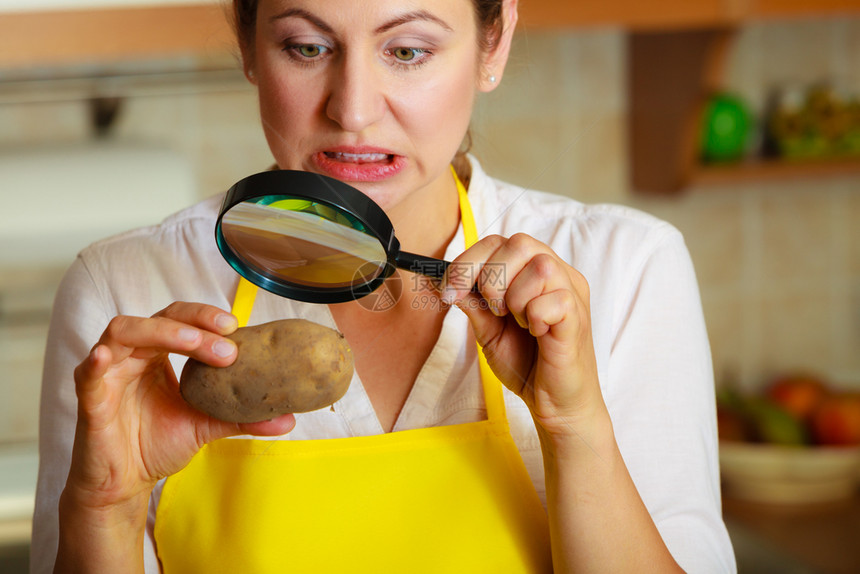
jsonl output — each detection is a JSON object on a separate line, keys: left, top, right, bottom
{"left": 452, "top": 292, "right": 533, "bottom": 393}
{"left": 238, "top": 415, "right": 297, "bottom": 437}
{"left": 452, "top": 292, "right": 504, "bottom": 349}
{"left": 197, "top": 413, "right": 297, "bottom": 446}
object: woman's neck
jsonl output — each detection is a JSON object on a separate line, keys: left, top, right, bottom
{"left": 388, "top": 167, "right": 462, "bottom": 260}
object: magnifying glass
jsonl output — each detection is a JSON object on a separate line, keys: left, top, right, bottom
{"left": 216, "top": 170, "right": 457, "bottom": 304}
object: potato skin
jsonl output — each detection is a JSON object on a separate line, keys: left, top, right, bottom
{"left": 180, "top": 319, "right": 353, "bottom": 423}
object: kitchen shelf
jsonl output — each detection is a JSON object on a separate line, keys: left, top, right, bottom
{"left": 517, "top": 0, "right": 739, "bottom": 30}
{"left": 693, "top": 156, "right": 860, "bottom": 187}
{"left": 628, "top": 13, "right": 860, "bottom": 194}
{"left": 0, "top": 4, "right": 236, "bottom": 70}
{"left": 628, "top": 28, "right": 735, "bottom": 193}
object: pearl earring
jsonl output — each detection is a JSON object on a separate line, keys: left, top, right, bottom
{"left": 489, "top": 75, "right": 497, "bottom": 84}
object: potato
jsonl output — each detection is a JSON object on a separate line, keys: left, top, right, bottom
{"left": 180, "top": 319, "right": 353, "bottom": 423}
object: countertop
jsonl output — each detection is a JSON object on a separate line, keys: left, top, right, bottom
{"left": 724, "top": 492, "right": 860, "bottom": 574}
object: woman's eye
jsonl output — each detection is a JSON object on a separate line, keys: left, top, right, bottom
{"left": 283, "top": 43, "right": 328, "bottom": 60}
{"left": 389, "top": 47, "right": 428, "bottom": 64}
{"left": 393, "top": 47, "right": 417, "bottom": 61}
{"left": 297, "top": 44, "right": 324, "bottom": 58}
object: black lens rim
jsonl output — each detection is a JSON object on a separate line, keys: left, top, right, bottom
{"left": 215, "top": 170, "right": 400, "bottom": 304}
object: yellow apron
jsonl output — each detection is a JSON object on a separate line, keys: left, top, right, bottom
{"left": 154, "top": 170, "right": 552, "bottom": 573}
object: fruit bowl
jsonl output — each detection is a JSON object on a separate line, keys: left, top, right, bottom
{"left": 719, "top": 442, "right": 860, "bottom": 504}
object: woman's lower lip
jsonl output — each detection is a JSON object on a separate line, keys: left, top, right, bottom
{"left": 313, "top": 152, "right": 405, "bottom": 182}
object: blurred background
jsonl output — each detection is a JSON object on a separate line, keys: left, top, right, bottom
{"left": 0, "top": 1, "right": 859, "bottom": 572}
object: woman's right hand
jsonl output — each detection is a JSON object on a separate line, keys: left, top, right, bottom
{"left": 63, "top": 302, "right": 296, "bottom": 511}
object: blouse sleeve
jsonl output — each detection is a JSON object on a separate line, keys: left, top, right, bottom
{"left": 30, "top": 257, "right": 113, "bottom": 574}
{"left": 602, "top": 225, "right": 736, "bottom": 573}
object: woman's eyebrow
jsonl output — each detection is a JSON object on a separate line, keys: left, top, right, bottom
{"left": 268, "top": 8, "right": 452, "bottom": 35}
{"left": 269, "top": 8, "right": 334, "bottom": 33}
{"left": 375, "top": 10, "right": 454, "bottom": 34}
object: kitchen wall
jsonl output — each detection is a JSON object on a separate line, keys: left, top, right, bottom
{"left": 473, "top": 17, "right": 860, "bottom": 394}
{"left": 1, "top": 17, "right": 859, "bottom": 451}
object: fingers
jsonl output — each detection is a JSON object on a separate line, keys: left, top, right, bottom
{"left": 450, "top": 291, "right": 505, "bottom": 348}
{"left": 472, "top": 233, "right": 554, "bottom": 318}
{"left": 150, "top": 302, "right": 240, "bottom": 366}
{"left": 73, "top": 344, "right": 114, "bottom": 402}
{"left": 156, "top": 302, "right": 240, "bottom": 365}
{"left": 94, "top": 303, "right": 239, "bottom": 368}
{"left": 441, "top": 233, "right": 585, "bottom": 334}
{"left": 440, "top": 234, "right": 506, "bottom": 309}
{"left": 523, "top": 288, "right": 581, "bottom": 341}
{"left": 74, "top": 302, "right": 240, "bottom": 411}
{"left": 153, "top": 301, "right": 238, "bottom": 336}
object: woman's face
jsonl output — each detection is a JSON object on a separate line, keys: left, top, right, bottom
{"left": 247, "top": 0, "right": 494, "bottom": 213}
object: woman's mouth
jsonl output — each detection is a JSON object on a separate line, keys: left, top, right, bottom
{"left": 324, "top": 151, "right": 391, "bottom": 163}
{"left": 313, "top": 149, "right": 405, "bottom": 182}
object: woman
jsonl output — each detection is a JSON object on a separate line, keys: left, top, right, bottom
{"left": 32, "top": 0, "right": 736, "bottom": 572}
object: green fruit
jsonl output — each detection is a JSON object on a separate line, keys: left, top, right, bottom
{"left": 746, "top": 399, "right": 809, "bottom": 446}
{"left": 701, "top": 93, "right": 752, "bottom": 162}
{"left": 716, "top": 387, "right": 744, "bottom": 409}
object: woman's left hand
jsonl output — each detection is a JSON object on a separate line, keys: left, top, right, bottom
{"left": 440, "top": 233, "right": 603, "bottom": 438}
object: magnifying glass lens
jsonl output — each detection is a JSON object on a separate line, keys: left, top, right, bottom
{"left": 217, "top": 171, "right": 456, "bottom": 304}
{"left": 220, "top": 195, "right": 387, "bottom": 290}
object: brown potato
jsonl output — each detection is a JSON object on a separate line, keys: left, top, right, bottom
{"left": 180, "top": 319, "right": 353, "bottom": 423}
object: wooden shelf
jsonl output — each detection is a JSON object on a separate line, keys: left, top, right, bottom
{"left": 751, "top": 0, "right": 860, "bottom": 19}
{"left": 628, "top": 28, "right": 736, "bottom": 193}
{"left": 0, "top": 4, "right": 236, "bottom": 70}
{"left": 693, "top": 156, "right": 860, "bottom": 187}
{"left": 518, "top": 0, "right": 739, "bottom": 30}
{"left": 628, "top": 9, "right": 860, "bottom": 193}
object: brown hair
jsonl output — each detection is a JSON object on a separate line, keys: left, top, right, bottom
{"left": 231, "top": 0, "right": 506, "bottom": 180}
{"left": 231, "top": 0, "right": 258, "bottom": 58}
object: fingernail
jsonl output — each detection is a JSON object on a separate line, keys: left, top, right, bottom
{"left": 213, "top": 339, "right": 236, "bottom": 358}
{"left": 215, "top": 313, "right": 237, "bottom": 331}
{"left": 440, "top": 288, "right": 456, "bottom": 305}
{"left": 88, "top": 345, "right": 104, "bottom": 365}
{"left": 179, "top": 328, "right": 200, "bottom": 342}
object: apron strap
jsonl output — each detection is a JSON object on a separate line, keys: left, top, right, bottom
{"left": 229, "top": 168, "right": 508, "bottom": 424}
{"left": 232, "top": 275, "right": 258, "bottom": 329}
{"left": 452, "top": 165, "right": 478, "bottom": 248}
{"left": 451, "top": 166, "right": 508, "bottom": 424}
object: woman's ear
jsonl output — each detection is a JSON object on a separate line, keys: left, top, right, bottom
{"left": 479, "top": 0, "right": 518, "bottom": 92}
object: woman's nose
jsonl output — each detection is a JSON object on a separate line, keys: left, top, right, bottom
{"left": 325, "top": 56, "right": 386, "bottom": 132}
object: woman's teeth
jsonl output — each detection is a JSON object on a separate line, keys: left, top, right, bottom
{"left": 325, "top": 152, "right": 390, "bottom": 163}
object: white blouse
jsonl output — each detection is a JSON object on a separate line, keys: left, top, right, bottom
{"left": 32, "top": 158, "right": 736, "bottom": 573}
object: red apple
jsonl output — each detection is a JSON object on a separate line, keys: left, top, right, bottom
{"left": 810, "top": 394, "right": 860, "bottom": 446}
{"left": 766, "top": 374, "right": 829, "bottom": 422}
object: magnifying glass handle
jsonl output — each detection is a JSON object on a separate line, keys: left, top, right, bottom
{"left": 395, "top": 251, "right": 448, "bottom": 280}
{"left": 395, "top": 251, "right": 481, "bottom": 294}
